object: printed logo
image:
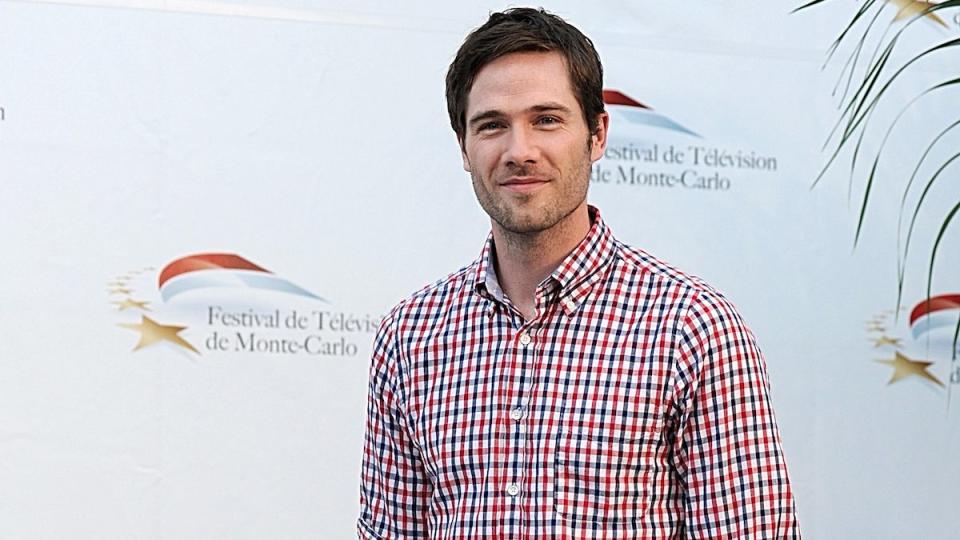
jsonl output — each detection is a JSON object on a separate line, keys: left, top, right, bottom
{"left": 867, "top": 294, "right": 960, "bottom": 392}
{"left": 603, "top": 90, "right": 699, "bottom": 139}
{"left": 158, "top": 253, "right": 322, "bottom": 302}
{"left": 108, "top": 253, "right": 378, "bottom": 358}
{"left": 887, "top": 0, "right": 949, "bottom": 27}
{"left": 594, "top": 88, "right": 780, "bottom": 192}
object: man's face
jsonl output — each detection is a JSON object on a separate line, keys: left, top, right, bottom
{"left": 460, "top": 51, "right": 608, "bottom": 235}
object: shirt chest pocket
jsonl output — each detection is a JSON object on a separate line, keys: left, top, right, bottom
{"left": 553, "top": 429, "right": 655, "bottom": 525}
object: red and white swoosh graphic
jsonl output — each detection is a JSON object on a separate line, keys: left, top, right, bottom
{"left": 158, "top": 253, "right": 323, "bottom": 302}
{"left": 603, "top": 89, "right": 699, "bottom": 137}
{"left": 909, "top": 294, "right": 960, "bottom": 339}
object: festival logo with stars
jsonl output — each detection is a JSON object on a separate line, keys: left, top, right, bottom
{"left": 592, "top": 88, "right": 781, "bottom": 193}
{"left": 108, "top": 253, "right": 378, "bottom": 358}
{"left": 866, "top": 294, "right": 960, "bottom": 396}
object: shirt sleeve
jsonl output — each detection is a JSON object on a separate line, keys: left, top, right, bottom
{"left": 673, "top": 290, "right": 801, "bottom": 539}
{"left": 358, "top": 313, "right": 432, "bottom": 539}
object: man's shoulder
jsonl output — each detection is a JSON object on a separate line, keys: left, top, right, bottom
{"left": 614, "top": 239, "right": 753, "bottom": 345}
{"left": 613, "top": 239, "right": 717, "bottom": 299}
{"left": 612, "top": 238, "right": 746, "bottom": 321}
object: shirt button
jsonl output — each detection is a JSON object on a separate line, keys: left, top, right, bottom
{"left": 506, "top": 483, "right": 520, "bottom": 496}
{"left": 510, "top": 408, "right": 524, "bottom": 421}
{"left": 518, "top": 333, "right": 532, "bottom": 346}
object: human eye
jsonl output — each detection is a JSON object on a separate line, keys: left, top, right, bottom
{"left": 535, "top": 115, "right": 562, "bottom": 127}
{"left": 477, "top": 121, "right": 505, "bottom": 132}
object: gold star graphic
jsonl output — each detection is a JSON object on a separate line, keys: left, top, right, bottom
{"left": 108, "top": 287, "right": 132, "bottom": 295}
{"left": 873, "top": 336, "right": 902, "bottom": 347}
{"left": 876, "top": 351, "right": 944, "bottom": 387}
{"left": 112, "top": 298, "right": 151, "bottom": 311}
{"left": 118, "top": 315, "right": 199, "bottom": 354}
{"left": 888, "top": 0, "right": 948, "bottom": 28}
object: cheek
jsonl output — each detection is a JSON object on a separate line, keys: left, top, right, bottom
{"left": 465, "top": 144, "right": 498, "bottom": 174}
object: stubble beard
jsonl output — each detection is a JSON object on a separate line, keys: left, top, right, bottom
{"left": 470, "top": 141, "right": 593, "bottom": 237}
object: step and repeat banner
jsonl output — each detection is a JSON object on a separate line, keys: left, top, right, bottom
{"left": 2, "top": 1, "right": 959, "bottom": 538}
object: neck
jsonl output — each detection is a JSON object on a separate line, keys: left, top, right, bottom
{"left": 492, "top": 203, "right": 591, "bottom": 321}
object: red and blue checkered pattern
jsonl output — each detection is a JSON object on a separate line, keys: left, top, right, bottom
{"left": 359, "top": 207, "right": 799, "bottom": 539}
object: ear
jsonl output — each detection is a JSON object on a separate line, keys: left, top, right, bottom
{"left": 460, "top": 137, "right": 471, "bottom": 172}
{"left": 589, "top": 112, "right": 609, "bottom": 162}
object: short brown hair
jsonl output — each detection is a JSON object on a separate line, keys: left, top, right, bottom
{"left": 445, "top": 7, "right": 605, "bottom": 142}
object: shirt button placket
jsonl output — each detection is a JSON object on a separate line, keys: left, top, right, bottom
{"left": 506, "top": 328, "right": 534, "bottom": 530}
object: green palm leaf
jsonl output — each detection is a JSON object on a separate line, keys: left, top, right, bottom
{"left": 857, "top": 78, "right": 960, "bottom": 248}
{"left": 896, "top": 119, "right": 960, "bottom": 312}
{"left": 817, "top": 1, "right": 960, "bottom": 169}
{"left": 797, "top": 0, "right": 960, "bottom": 350}
{"left": 792, "top": 0, "right": 832, "bottom": 14}
{"left": 925, "top": 202, "right": 960, "bottom": 359}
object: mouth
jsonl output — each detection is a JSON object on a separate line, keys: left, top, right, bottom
{"left": 500, "top": 176, "right": 550, "bottom": 193}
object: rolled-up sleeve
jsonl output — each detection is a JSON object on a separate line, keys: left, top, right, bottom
{"left": 358, "top": 314, "right": 432, "bottom": 539}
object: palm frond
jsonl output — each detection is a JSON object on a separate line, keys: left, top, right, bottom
{"left": 896, "top": 118, "right": 960, "bottom": 312}
{"left": 857, "top": 78, "right": 960, "bottom": 249}
{"left": 833, "top": 4, "right": 886, "bottom": 104}
{"left": 797, "top": 0, "right": 960, "bottom": 361}
{"left": 792, "top": 0, "right": 832, "bottom": 14}
{"left": 824, "top": 0, "right": 881, "bottom": 67}
{"left": 901, "top": 153, "right": 960, "bottom": 301}
{"left": 822, "top": 0, "right": 960, "bottom": 161}
{"left": 926, "top": 202, "right": 960, "bottom": 301}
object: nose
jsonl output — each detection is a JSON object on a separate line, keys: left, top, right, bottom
{"left": 503, "top": 125, "right": 539, "bottom": 167}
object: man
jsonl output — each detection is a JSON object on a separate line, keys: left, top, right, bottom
{"left": 359, "top": 8, "right": 799, "bottom": 539}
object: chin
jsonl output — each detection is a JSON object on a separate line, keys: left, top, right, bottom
{"left": 497, "top": 213, "right": 556, "bottom": 235}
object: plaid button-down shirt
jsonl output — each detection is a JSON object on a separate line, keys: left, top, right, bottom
{"left": 359, "top": 207, "right": 799, "bottom": 539}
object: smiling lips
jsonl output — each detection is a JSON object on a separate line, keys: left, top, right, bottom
{"left": 500, "top": 176, "right": 550, "bottom": 193}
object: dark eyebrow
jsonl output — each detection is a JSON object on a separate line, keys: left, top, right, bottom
{"left": 467, "top": 109, "right": 504, "bottom": 128}
{"left": 467, "top": 102, "right": 574, "bottom": 129}
{"left": 529, "top": 102, "right": 573, "bottom": 115}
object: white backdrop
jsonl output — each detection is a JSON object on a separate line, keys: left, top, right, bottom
{"left": 2, "top": 1, "right": 959, "bottom": 538}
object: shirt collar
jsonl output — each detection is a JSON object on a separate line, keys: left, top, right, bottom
{"left": 472, "top": 205, "right": 618, "bottom": 317}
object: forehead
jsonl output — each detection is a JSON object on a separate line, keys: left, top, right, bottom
{"left": 466, "top": 50, "right": 579, "bottom": 116}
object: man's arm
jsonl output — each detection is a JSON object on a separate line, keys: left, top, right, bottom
{"left": 673, "top": 290, "right": 800, "bottom": 539}
{"left": 358, "top": 314, "right": 432, "bottom": 539}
